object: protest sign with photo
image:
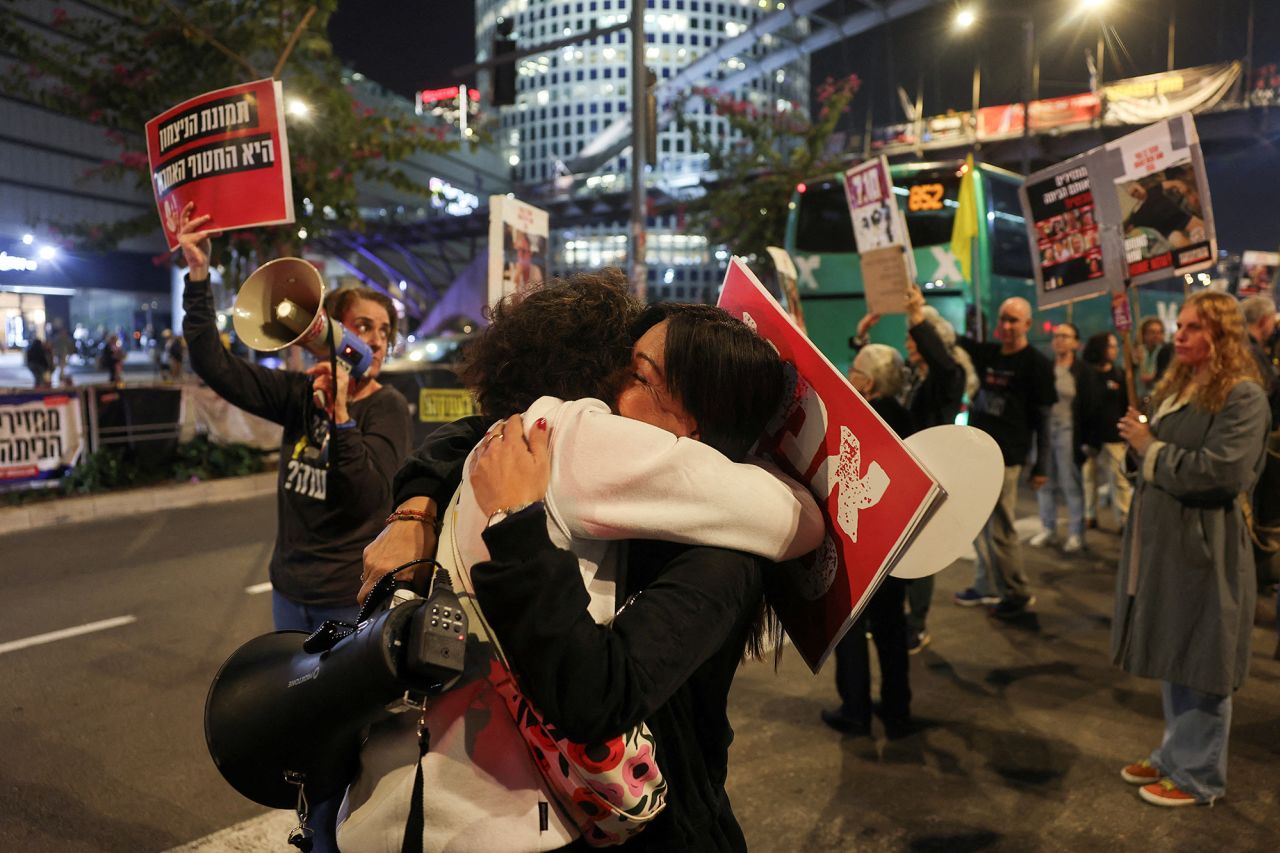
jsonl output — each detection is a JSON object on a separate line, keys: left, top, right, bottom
{"left": 1107, "top": 114, "right": 1216, "bottom": 285}
{"left": 0, "top": 391, "right": 85, "bottom": 486}
{"left": 1238, "top": 251, "right": 1279, "bottom": 298}
{"left": 1021, "top": 154, "right": 1109, "bottom": 309}
{"left": 717, "top": 258, "right": 941, "bottom": 672}
{"left": 842, "top": 157, "right": 915, "bottom": 313}
{"left": 487, "top": 195, "right": 549, "bottom": 307}
{"left": 145, "top": 78, "right": 294, "bottom": 251}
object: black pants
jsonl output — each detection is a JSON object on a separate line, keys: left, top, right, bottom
{"left": 832, "top": 577, "right": 911, "bottom": 724}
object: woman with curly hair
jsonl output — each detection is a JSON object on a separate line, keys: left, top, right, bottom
{"left": 345, "top": 270, "right": 823, "bottom": 852}
{"left": 1114, "top": 290, "right": 1269, "bottom": 807}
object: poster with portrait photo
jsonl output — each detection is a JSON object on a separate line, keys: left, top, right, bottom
{"left": 1238, "top": 251, "right": 1278, "bottom": 298}
{"left": 487, "top": 195, "right": 549, "bottom": 307}
{"left": 1107, "top": 114, "right": 1216, "bottom": 286}
{"left": 1020, "top": 153, "right": 1111, "bottom": 309}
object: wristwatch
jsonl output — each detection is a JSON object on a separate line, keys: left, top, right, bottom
{"left": 485, "top": 501, "right": 544, "bottom": 529}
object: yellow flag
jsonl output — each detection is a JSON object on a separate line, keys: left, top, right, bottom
{"left": 949, "top": 154, "right": 978, "bottom": 284}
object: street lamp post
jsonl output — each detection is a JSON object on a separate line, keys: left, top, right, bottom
{"left": 629, "top": 1, "right": 647, "bottom": 302}
{"left": 954, "top": 7, "right": 1036, "bottom": 175}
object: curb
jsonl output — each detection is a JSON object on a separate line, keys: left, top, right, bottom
{"left": 0, "top": 472, "right": 278, "bottom": 536}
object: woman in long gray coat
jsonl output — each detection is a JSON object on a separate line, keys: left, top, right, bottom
{"left": 1114, "top": 290, "right": 1268, "bottom": 807}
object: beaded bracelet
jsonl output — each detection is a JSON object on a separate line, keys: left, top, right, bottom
{"left": 385, "top": 508, "right": 439, "bottom": 529}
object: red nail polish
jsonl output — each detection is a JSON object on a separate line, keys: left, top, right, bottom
{"left": 536, "top": 417, "right": 547, "bottom": 430}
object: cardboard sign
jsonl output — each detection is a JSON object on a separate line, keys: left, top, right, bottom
{"left": 145, "top": 78, "right": 294, "bottom": 251}
{"left": 1022, "top": 114, "right": 1217, "bottom": 307}
{"left": 765, "top": 246, "right": 806, "bottom": 333}
{"left": 861, "top": 246, "right": 914, "bottom": 316}
{"left": 1239, "top": 251, "right": 1279, "bottom": 298}
{"left": 1110, "top": 292, "right": 1134, "bottom": 331}
{"left": 1023, "top": 155, "right": 1108, "bottom": 308}
{"left": 842, "top": 157, "right": 915, "bottom": 313}
{"left": 1108, "top": 114, "right": 1216, "bottom": 285}
{"left": 487, "top": 195, "right": 549, "bottom": 307}
{"left": 0, "top": 392, "right": 85, "bottom": 485}
{"left": 717, "top": 258, "right": 941, "bottom": 672}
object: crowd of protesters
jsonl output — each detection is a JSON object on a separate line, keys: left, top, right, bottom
{"left": 827, "top": 285, "right": 1278, "bottom": 811}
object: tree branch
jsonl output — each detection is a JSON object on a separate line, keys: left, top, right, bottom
{"left": 273, "top": 5, "right": 317, "bottom": 80}
{"left": 158, "top": 0, "right": 260, "bottom": 79}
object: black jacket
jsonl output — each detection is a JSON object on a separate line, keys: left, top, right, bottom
{"left": 183, "top": 276, "right": 411, "bottom": 606}
{"left": 904, "top": 321, "right": 966, "bottom": 431}
{"left": 403, "top": 418, "right": 762, "bottom": 851}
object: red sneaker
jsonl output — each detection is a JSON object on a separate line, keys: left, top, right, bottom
{"left": 1139, "top": 779, "right": 1201, "bottom": 807}
{"left": 1120, "top": 759, "right": 1160, "bottom": 784}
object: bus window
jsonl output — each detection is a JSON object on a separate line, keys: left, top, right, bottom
{"left": 899, "top": 169, "right": 960, "bottom": 247}
{"left": 986, "top": 177, "right": 1035, "bottom": 279}
{"left": 793, "top": 180, "right": 854, "bottom": 253}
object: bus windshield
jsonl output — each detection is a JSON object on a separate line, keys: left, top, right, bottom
{"left": 793, "top": 168, "right": 962, "bottom": 253}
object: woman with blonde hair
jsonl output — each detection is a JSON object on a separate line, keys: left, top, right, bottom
{"left": 1114, "top": 290, "right": 1268, "bottom": 807}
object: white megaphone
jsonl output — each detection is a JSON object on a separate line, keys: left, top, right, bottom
{"left": 231, "top": 257, "right": 374, "bottom": 379}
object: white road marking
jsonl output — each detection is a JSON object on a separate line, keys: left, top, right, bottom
{"left": 245, "top": 582, "right": 273, "bottom": 595}
{"left": 0, "top": 615, "right": 137, "bottom": 656}
{"left": 164, "top": 809, "right": 296, "bottom": 852}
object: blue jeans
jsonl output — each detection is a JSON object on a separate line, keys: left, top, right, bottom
{"left": 1037, "top": 422, "right": 1084, "bottom": 538}
{"left": 271, "top": 590, "right": 361, "bottom": 633}
{"left": 270, "top": 591, "right": 361, "bottom": 853}
{"left": 1150, "top": 681, "right": 1231, "bottom": 803}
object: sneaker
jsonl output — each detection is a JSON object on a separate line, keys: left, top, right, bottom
{"left": 907, "top": 630, "right": 931, "bottom": 655}
{"left": 1029, "top": 529, "right": 1055, "bottom": 548}
{"left": 954, "top": 588, "right": 1001, "bottom": 607}
{"left": 1121, "top": 759, "right": 1160, "bottom": 784}
{"left": 1139, "top": 779, "right": 1202, "bottom": 807}
{"left": 989, "top": 594, "right": 1035, "bottom": 620}
{"left": 1062, "top": 535, "right": 1084, "bottom": 554}
{"left": 820, "top": 708, "right": 870, "bottom": 736}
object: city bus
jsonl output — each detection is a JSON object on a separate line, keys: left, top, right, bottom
{"left": 783, "top": 160, "right": 1187, "bottom": 374}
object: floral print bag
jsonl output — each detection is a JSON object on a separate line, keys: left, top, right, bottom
{"left": 445, "top": 500, "right": 668, "bottom": 847}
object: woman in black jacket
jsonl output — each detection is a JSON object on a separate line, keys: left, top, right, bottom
{"left": 1077, "top": 331, "right": 1133, "bottom": 529}
{"left": 853, "top": 285, "right": 977, "bottom": 652}
{"left": 822, "top": 343, "right": 915, "bottom": 737}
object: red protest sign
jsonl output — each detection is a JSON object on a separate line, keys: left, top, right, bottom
{"left": 717, "top": 259, "right": 942, "bottom": 672}
{"left": 145, "top": 78, "right": 294, "bottom": 251}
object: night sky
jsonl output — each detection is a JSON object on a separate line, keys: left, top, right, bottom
{"left": 328, "top": 0, "right": 1280, "bottom": 249}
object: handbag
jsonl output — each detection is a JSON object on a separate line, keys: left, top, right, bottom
{"left": 442, "top": 495, "right": 668, "bottom": 847}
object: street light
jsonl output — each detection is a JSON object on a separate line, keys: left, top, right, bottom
{"left": 952, "top": 7, "right": 1036, "bottom": 175}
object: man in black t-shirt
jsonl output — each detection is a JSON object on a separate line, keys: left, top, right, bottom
{"left": 953, "top": 297, "right": 1057, "bottom": 619}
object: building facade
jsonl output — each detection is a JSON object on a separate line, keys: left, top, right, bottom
{"left": 475, "top": 0, "right": 810, "bottom": 302}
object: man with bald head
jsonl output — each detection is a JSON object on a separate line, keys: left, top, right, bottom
{"left": 951, "top": 296, "right": 1057, "bottom": 619}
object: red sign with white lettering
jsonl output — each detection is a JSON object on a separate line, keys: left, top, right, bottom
{"left": 718, "top": 259, "right": 941, "bottom": 672}
{"left": 145, "top": 78, "right": 295, "bottom": 251}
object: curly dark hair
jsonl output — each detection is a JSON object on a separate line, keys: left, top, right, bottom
{"left": 458, "top": 269, "right": 642, "bottom": 418}
{"left": 1081, "top": 330, "right": 1117, "bottom": 367}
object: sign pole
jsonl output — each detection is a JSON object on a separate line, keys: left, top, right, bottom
{"left": 1111, "top": 277, "right": 1140, "bottom": 409}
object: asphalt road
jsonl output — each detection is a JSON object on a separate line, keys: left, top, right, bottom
{"left": 0, "top": 495, "right": 278, "bottom": 852}
{"left": 1, "top": 492, "right": 1277, "bottom": 852}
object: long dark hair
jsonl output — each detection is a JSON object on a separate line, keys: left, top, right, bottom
{"left": 631, "top": 303, "right": 785, "bottom": 462}
{"left": 458, "top": 269, "right": 642, "bottom": 418}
